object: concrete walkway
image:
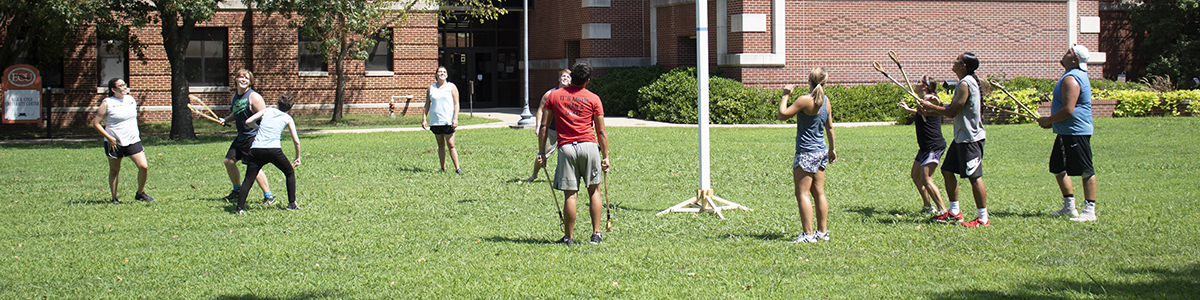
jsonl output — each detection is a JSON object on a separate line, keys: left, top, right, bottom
{"left": 0, "top": 107, "right": 894, "bottom": 144}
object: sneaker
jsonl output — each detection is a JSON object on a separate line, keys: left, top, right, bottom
{"left": 262, "top": 196, "right": 276, "bottom": 206}
{"left": 919, "top": 206, "right": 937, "bottom": 214}
{"left": 932, "top": 211, "right": 964, "bottom": 223}
{"left": 589, "top": 233, "right": 603, "bottom": 244}
{"left": 285, "top": 202, "right": 300, "bottom": 211}
{"left": 1049, "top": 203, "right": 1078, "bottom": 217}
{"left": 223, "top": 190, "right": 238, "bottom": 201}
{"left": 961, "top": 218, "right": 991, "bottom": 227}
{"left": 558, "top": 237, "right": 574, "bottom": 246}
{"left": 1070, "top": 203, "right": 1096, "bottom": 222}
{"left": 815, "top": 231, "right": 830, "bottom": 241}
{"left": 791, "top": 233, "right": 818, "bottom": 243}
{"left": 456, "top": 168, "right": 463, "bottom": 174}
{"left": 235, "top": 209, "right": 246, "bottom": 215}
{"left": 110, "top": 197, "right": 121, "bottom": 205}
{"left": 135, "top": 192, "right": 154, "bottom": 202}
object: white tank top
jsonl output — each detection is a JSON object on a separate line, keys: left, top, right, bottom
{"left": 103, "top": 95, "right": 141, "bottom": 146}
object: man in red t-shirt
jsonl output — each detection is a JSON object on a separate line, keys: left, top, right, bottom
{"left": 537, "top": 61, "right": 610, "bottom": 245}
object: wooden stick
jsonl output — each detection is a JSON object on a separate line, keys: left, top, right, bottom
{"left": 987, "top": 80, "right": 1041, "bottom": 118}
{"left": 873, "top": 62, "right": 923, "bottom": 103}
{"left": 187, "top": 95, "right": 223, "bottom": 123}
{"left": 542, "top": 165, "right": 564, "bottom": 233}
{"left": 603, "top": 171, "right": 612, "bottom": 232}
{"left": 888, "top": 51, "right": 918, "bottom": 97}
{"left": 983, "top": 102, "right": 1036, "bottom": 119}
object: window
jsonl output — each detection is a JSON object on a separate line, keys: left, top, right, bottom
{"left": 365, "top": 29, "right": 393, "bottom": 72}
{"left": 97, "top": 39, "right": 127, "bottom": 87}
{"left": 185, "top": 28, "right": 228, "bottom": 86}
{"left": 298, "top": 32, "right": 327, "bottom": 72}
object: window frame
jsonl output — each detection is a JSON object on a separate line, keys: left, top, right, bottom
{"left": 184, "top": 27, "right": 229, "bottom": 87}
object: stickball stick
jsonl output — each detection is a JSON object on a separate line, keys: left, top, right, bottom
{"left": 873, "top": 62, "right": 924, "bottom": 103}
{"left": 187, "top": 95, "right": 224, "bottom": 124}
{"left": 888, "top": 51, "right": 918, "bottom": 97}
{"left": 988, "top": 80, "right": 1041, "bottom": 118}
{"left": 542, "top": 164, "right": 564, "bottom": 232}
{"left": 983, "top": 102, "right": 1037, "bottom": 119}
{"left": 603, "top": 171, "right": 612, "bottom": 232}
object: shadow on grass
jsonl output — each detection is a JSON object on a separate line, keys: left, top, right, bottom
{"left": 216, "top": 290, "right": 341, "bottom": 300}
{"left": 395, "top": 166, "right": 429, "bottom": 173}
{"left": 483, "top": 236, "right": 558, "bottom": 245}
{"left": 68, "top": 198, "right": 120, "bottom": 205}
{"left": 845, "top": 206, "right": 931, "bottom": 224}
{"left": 928, "top": 263, "right": 1200, "bottom": 299}
{"left": 989, "top": 210, "right": 1046, "bottom": 218}
{"left": 719, "top": 232, "right": 790, "bottom": 241}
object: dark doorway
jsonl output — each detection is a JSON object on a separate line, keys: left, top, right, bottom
{"left": 439, "top": 12, "right": 522, "bottom": 108}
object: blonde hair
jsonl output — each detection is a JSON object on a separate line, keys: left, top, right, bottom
{"left": 559, "top": 69, "right": 571, "bottom": 75}
{"left": 808, "top": 67, "right": 828, "bottom": 108}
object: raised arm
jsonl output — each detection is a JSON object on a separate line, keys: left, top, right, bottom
{"left": 921, "top": 82, "right": 967, "bottom": 117}
{"left": 777, "top": 85, "right": 814, "bottom": 120}
{"left": 244, "top": 109, "right": 268, "bottom": 129}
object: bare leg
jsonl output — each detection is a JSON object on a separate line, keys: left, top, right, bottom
{"left": 812, "top": 169, "right": 828, "bottom": 233}
{"left": 107, "top": 157, "right": 123, "bottom": 199}
{"left": 435, "top": 134, "right": 447, "bottom": 170}
{"left": 911, "top": 160, "right": 932, "bottom": 208}
{"left": 447, "top": 133, "right": 461, "bottom": 170}
{"left": 923, "top": 163, "right": 945, "bottom": 211}
{"left": 942, "top": 170, "right": 959, "bottom": 204}
{"left": 969, "top": 177, "right": 987, "bottom": 209}
{"left": 1082, "top": 175, "right": 1097, "bottom": 201}
{"left": 527, "top": 158, "right": 543, "bottom": 182}
{"left": 1055, "top": 172, "right": 1074, "bottom": 196}
{"left": 129, "top": 152, "right": 150, "bottom": 194}
{"left": 562, "top": 189, "right": 579, "bottom": 239}
{"left": 224, "top": 158, "right": 241, "bottom": 186}
{"left": 793, "top": 167, "right": 815, "bottom": 234}
{"left": 254, "top": 170, "right": 271, "bottom": 194}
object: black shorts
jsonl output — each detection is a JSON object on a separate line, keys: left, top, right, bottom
{"left": 430, "top": 125, "right": 456, "bottom": 135}
{"left": 942, "top": 139, "right": 984, "bottom": 179}
{"left": 105, "top": 141, "right": 145, "bottom": 159}
{"left": 1049, "top": 135, "right": 1094, "bottom": 177}
{"left": 225, "top": 137, "right": 255, "bottom": 162}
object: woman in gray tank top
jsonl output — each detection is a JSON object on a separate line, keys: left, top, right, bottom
{"left": 776, "top": 67, "right": 837, "bottom": 243}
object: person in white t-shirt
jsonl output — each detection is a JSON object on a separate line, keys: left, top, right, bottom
{"left": 92, "top": 78, "right": 153, "bottom": 204}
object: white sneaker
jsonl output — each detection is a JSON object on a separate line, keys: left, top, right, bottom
{"left": 791, "top": 233, "right": 818, "bottom": 243}
{"left": 815, "top": 231, "right": 830, "bottom": 241}
{"left": 1070, "top": 203, "right": 1096, "bottom": 222}
{"left": 1050, "top": 202, "right": 1078, "bottom": 217}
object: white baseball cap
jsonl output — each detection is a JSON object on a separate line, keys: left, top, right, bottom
{"left": 1071, "top": 44, "right": 1090, "bottom": 71}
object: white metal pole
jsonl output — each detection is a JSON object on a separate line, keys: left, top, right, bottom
{"left": 516, "top": 0, "right": 536, "bottom": 126}
{"left": 697, "top": 0, "right": 710, "bottom": 190}
{"left": 1068, "top": 0, "right": 1077, "bottom": 47}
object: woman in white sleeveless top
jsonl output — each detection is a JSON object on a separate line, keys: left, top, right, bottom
{"left": 92, "top": 78, "right": 153, "bottom": 204}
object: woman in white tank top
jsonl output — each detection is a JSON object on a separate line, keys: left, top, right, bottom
{"left": 92, "top": 78, "right": 153, "bottom": 204}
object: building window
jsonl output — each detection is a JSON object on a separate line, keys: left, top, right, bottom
{"left": 365, "top": 29, "right": 393, "bottom": 72}
{"left": 97, "top": 39, "right": 127, "bottom": 87}
{"left": 185, "top": 28, "right": 228, "bottom": 86}
{"left": 298, "top": 32, "right": 327, "bottom": 72}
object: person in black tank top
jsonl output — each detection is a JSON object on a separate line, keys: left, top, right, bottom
{"left": 219, "top": 69, "right": 275, "bottom": 205}
{"left": 897, "top": 76, "right": 947, "bottom": 215}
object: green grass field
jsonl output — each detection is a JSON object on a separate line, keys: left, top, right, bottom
{"left": 1, "top": 117, "right": 1197, "bottom": 299}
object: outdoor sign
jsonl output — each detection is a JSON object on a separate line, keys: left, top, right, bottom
{"left": 3, "top": 64, "right": 42, "bottom": 124}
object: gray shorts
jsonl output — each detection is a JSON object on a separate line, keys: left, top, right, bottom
{"left": 553, "top": 142, "right": 603, "bottom": 191}
{"left": 544, "top": 129, "right": 557, "bottom": 155}
{"left": 792, "top": 150, "right": 828, "bottom": 173}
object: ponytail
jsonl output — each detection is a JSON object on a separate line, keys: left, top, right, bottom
{"left": 808, "top": 67, "right": 828, "bottom": 108}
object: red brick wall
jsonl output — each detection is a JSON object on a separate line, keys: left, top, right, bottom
{"left": 38, "top": 10, "right": 438, "bottom": 127}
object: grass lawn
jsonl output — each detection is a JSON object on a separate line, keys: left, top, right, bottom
{"left": 1, "top": 117, "right": 1197, "bottom": 299}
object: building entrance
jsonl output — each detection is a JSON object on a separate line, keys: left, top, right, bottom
{"left": 439, "top": 12, "right": 522, "bottom": 108}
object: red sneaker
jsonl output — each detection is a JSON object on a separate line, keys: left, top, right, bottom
{"left": 932, "top": 211, "right": 963, "bottom": 223}
{"left": 961, "top": 218, "right": 991, "bottom": 227}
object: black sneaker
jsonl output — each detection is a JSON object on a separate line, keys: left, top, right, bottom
{"left": 262, "top": 195, "right": 276, "bottom": 206}
{"left": 110, "top": 197, "right": 121, "bottom": 204}
{"left": 589, "top": 233, "right": 603, "bottom": 244}
{"left": 285, "top": 202, "right": 300, "bottom": 211}
{"left": 223, "top": 190, "right": 238, "bottom": 201}
{"left": 558, "top": 237, "right": 574, "bottom": 246}
{"left": 455, "top": 168, "right": 463, "bottom": 174}
{"left": 135, "top": 192, "right": 154, "bottom": 202}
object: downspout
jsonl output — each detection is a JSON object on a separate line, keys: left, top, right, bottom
{"left": 1068, "top": 0, "right": 1077, "bottom": 46}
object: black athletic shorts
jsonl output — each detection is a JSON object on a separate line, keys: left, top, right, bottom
{"left": 105, "top": 141, "right": 145, "bottom": 159}
{"left": 225, "top": 137, "right": 255, "bottom": 162}
{"left": 1049, "top": 135, "right": 1094, "bottom": 177}
{"left": 942, "top": 139, "right": 984, "bottom": 179}
{"left": 430, "top": 125, "right": 456, "bottom": 135}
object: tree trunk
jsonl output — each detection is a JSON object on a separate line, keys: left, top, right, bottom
{"left": 161, "top": 9, "right": 197, "bottom": 140}
{"left": 331, "top": 14, "right": 348, "bottom": 123}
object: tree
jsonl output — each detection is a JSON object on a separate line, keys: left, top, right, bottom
{"left": 97, "top": 0, "right": 220, "bottom": 140}
{"left": 254, "top": 0, "right": 506, "bottom": 122}
{"left": 1130, "top": 0, "right": 1200, "bottom": 89}
{"left": 1, "top": 0, "right": 98, "bottom": 70}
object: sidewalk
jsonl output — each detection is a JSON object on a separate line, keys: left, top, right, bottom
{"left": 0, "top": 107, "right": 893, "bottom": 144}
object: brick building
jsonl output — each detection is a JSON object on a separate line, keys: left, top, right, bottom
{"left": 5, "top": 0, "right": 1105, "bottom": 127}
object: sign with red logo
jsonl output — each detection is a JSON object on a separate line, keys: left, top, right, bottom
{"left": 3, "top": 64, "right": 41, "bottom": 123}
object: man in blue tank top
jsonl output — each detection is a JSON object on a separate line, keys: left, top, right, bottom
{"left": 1038, "top": 45, "right": 1098, "bottom": 222}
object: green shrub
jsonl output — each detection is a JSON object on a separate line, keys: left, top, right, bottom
{"left": 1160, "top": 90, "right": 1200, "bottom": 116}
{"left": 985, "top": 87, "right": 1042, "bottom": 124}
{"left": 1092, "top": 78, "right": 1148, "bottom": 91}
{"left": 1099, "top": 90, "right": 1161, "bottom": 117}
{"left": 822, "top": 83, "right": 911, "bottom": 123}
{"left": 634, "top": 67, "right": 777, "bottom": 124}
{"left": 588, "top": 65, "right": 666, "bottom": 117}
{"left": 1004, "top": 76, "right": 1056, "bottom": 95}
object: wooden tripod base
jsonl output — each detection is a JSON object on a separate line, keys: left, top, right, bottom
{"left": 656, "top": 189, "right": 752, "bottom": 220}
